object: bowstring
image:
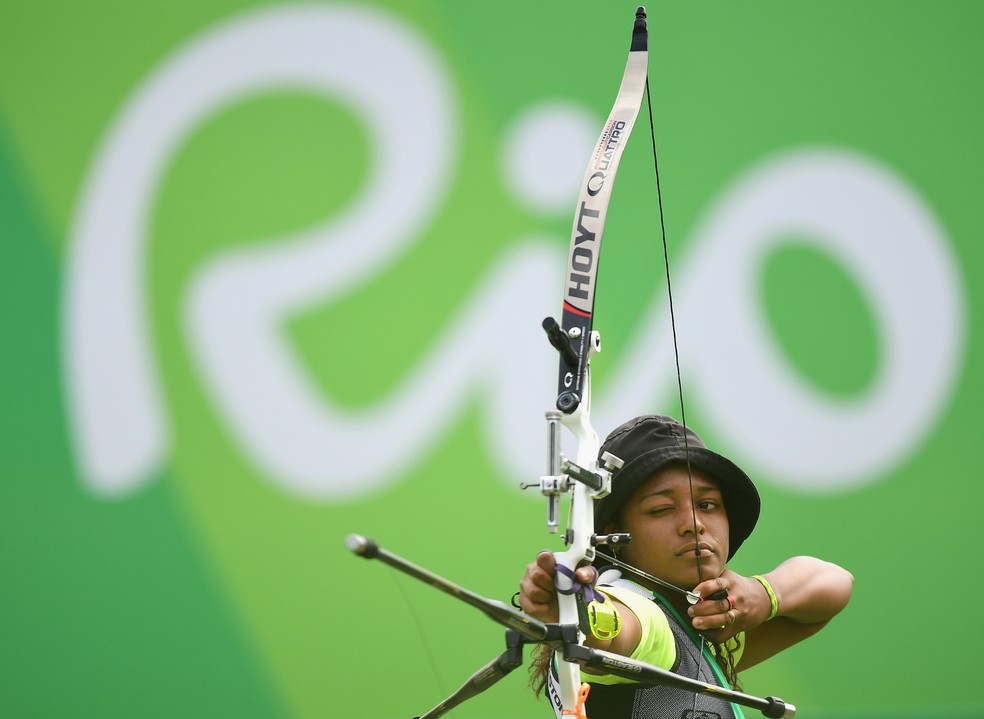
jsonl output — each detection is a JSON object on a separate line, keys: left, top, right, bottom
{"left": 643, "top": 75, "right": 713, "bottom": 717}
{"left": 387, "top": 567, "right": 448, "bottom": 697}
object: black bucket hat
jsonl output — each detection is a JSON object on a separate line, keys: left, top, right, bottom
{"left": 595, "top": 415, "right": 760, "bottom": 560}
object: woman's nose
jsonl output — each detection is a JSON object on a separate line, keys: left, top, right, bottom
{"left": 679, "top": 509, "right": 705, "bottom": 535}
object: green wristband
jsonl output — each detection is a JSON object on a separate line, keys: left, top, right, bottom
{"left": 752, "top": 574, "right": 779, "bottom": 621}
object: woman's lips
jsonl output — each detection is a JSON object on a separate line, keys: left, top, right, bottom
{"left": 676, "top": 543, "right": 714, "bottom": 558}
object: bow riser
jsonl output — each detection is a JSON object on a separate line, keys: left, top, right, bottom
{"left": 553, "top": 379, "right": 602, "bottom": 711}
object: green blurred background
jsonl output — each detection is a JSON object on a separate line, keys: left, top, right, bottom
{"left": 2, "top": 1, "right": 982, "bottom": 717}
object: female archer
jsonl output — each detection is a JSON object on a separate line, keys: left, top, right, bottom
{"left": 519, "top": 414, "right": 853, "bottom": 719}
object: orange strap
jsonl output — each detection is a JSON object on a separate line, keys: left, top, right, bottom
{"left": 561, "top": 682, "right": 591, "bottom": 719}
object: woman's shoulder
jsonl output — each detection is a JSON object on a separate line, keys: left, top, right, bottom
{"left": 597, "top": 578, "right": 674, "bottom": 634}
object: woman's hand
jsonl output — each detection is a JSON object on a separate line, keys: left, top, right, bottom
{"left": 518, "top": 551, "right": 560, "bottom": 622}
{"left": 518, "top": 551, "right": 600, "bottom": 623}
{"left": 518, "top": 551, "right": 642, "bottom": 657}
{"left": 687, "top": 571, "right": 768, "bottom": 642}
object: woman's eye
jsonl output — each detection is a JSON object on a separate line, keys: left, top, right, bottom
{"left": 697, "top": 500, "right": 719, "bottom": 511}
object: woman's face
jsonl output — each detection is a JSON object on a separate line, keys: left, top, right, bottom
{"left": 610, "top": 464, "right": 730, "bottom": 590}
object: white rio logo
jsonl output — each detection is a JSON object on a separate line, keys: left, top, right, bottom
{"left": 64, "top": 4, "right": 966, "bottom": 499}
